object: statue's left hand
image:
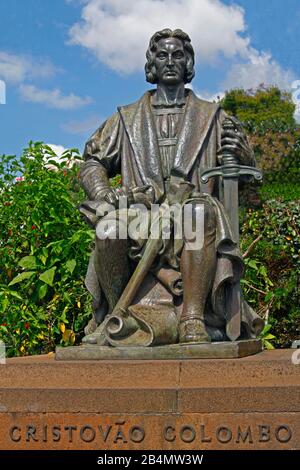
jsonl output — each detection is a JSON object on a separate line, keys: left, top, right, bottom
{"left": 167, "top": 180, "right": 194, "bottom": 205}
{"left": 131, "top": 185, "right": 155, "bottom": 208}
{"left": 104, "top": 185, "right": 155, "bottom": 209}
{"left": 219, "top": 116, "right": 253, "bottom": 165}
{"left": 105, "top": 187, "right": 130, "bottom": 204}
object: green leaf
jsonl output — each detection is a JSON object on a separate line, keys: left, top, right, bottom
{"left": 40, "top": 247, "right": 49, "bottom": 265}
{"left": 39, "top": 267, "right": 56, "bottom": 287}
{"left": 40, "top": 255, "right": 47, "bottom": 265}
{"left": 9, "top": 271, "right": 35, "bottom": 286}
{"left": 264, "top": 292, "right": 273, "bottom": 303}
{"left": 248, "top": 259, "right": 258, "bottom": 270}
{"left": 60, "top": 195, "right": 73, "bottom": 206}
{"left": 18, "top": 256, "right": 37, "bottom": 270}
{"left": 66, "top": 259, "right": 76, "bottom": 274}
{"left": 261, "top": 324, "right": 272, "bottom": 334}
{"left": 45, "top": 159, "right": 60, "bottom": 168}
{"left": 38, "top": 284, "right": 48, "bottom": 299}
{"left": 264, "top": 340, "right": 275, "bottom": 350}
{"left": 8, "top": 290, "right": 23, "bottom": 300}
{"left": 259, "top": 265, "right": 268, "bottom": 278}
{"left": 2, "top": 297, "right": 9, "bottom": 312}
{"left": 62, "top": 292, "right": 71, "bottom": 304}
{"left": 264, "top": 333, "right": 276, "bottom": 340}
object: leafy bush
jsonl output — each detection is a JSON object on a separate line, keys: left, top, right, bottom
{"left": 259, "top": 182, "right": 300, "bottom": 202}
{"left": 241, "top": 199, "right": 300, "bottom": 348}
{"left": 0, "top": 142, "right": 94, "bottom": 356}
{"left": 222, "top": 85, "right": 300, "bottom": 188}
{"left": 223, "top": 86, "right": 300, "bottom": 347}
{"left": 222, "top": 85, "right": 296, "bottom": 128}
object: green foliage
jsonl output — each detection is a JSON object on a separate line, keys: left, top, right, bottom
{"left": 259, "top": 182, "right": 300, "bottom": 202}
{"left": 0, "top": 142, "right": 94, "bottom": 356}
{"left": 241, "top": 199, "right": 300, "bottom": 348}
{"left": 224, "top": 85, "right": 300, "bottom": 347}
{"left": 222, "top": 86, "right": 300, "bottom": 187}
{"left": 222, "top": 85, "right": 296, "bottom": 128}
{"left": 259, "top": 324, "right": 276, "bottom": 350}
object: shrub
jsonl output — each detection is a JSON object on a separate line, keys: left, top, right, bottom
{"left": 222, "top": 85, "right": 300, "bottom": 189}
{"left": 222, "top": 86, "right": 296, "bottom": 128}
{"left": 0, "top": 142, "right": 93, "bottom": 356}
{"left": 241, "top": 199, "right": 300, "bottom": 347}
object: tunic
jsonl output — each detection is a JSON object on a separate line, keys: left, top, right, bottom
{"left": 152, "top": 104, "right": 185, "bottom": 180}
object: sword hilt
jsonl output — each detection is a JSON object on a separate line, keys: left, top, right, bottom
{"left": 201, "top": 116, "right": 263, "bottom": 183}
{"left": 200, "top": 161, "right": 262, "bottom": 184}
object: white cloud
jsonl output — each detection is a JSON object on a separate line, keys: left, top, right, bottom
{"left": 0, "top": 51, "right": 57, "bottom": 84}
{"left": 196, "top": 90, "right": 225, "bottom": 103}
{"left": 61, "top": 114, "right": 101, "bottom": 134}
{"left": 67, "top": 0, "right": 295, "bottom": 102}
{"left": 46, "top": 144, "right": 67, "bottom": 158}
{"left": 68, "top": 0, "right": 249, "bottom": 74}
{"left": 295, "top": 112, "right": 300, "bottom": 124}
{"left": 222, "top": 49, "right": 295, "bottom": 92}
{"left": 0, "top": 51, "right": 91, "bottom": 112}
{"left": 291, "top": 80, "right": 300, "bottom": 123}
{"left": 19, "top": 84, "right": 92, "bottom": 110}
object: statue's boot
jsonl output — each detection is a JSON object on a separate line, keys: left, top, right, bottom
{"left": 179, "top": 199, "right": 217, "bottom": 344}
{"left": 179, "top": 318, "right": 211, "bottom": 343}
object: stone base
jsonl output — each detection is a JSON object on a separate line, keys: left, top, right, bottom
{"left": 56, "top": 339, "right": 262, "bottom": 361}
{"left": 0, "top": 350, "right": 299, "bottom": 450}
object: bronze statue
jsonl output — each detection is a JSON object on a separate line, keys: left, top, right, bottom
{"left": 78, "top": 29, "right": 264, "bottom": 349}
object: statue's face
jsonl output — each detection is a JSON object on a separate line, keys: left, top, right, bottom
{"left": 154, "top": 37, "right": 187, "bottom": 85}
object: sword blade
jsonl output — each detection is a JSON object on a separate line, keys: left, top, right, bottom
{"left": 223, "top": 176, "right": 239, "bottom": 243}
{"left": 223, "top": 175, "right": 241, "bottom": 340}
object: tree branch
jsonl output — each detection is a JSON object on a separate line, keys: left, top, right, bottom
{"left": 243, "top": 234, "right": 263, "bottom": 258}
{"left": 243, "top": 280, "right": 267, "bottom": 295}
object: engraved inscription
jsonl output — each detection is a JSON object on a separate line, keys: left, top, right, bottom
{"left": 163, "top": 424, "right": 292, "bottom": 444}
{"left": 8, "top": 422, "right": 293, "bottom": 445}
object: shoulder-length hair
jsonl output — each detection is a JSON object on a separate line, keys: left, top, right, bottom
{"left": 145, "top": 28, "right": 195, "bottom": 84}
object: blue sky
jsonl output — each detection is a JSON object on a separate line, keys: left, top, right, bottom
{"left": 0, "top": 0, "right": 299, "bottom": 156}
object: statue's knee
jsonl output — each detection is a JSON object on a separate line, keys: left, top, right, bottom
{"left": 188, "top": 200, "right": 216, "bottom": 230}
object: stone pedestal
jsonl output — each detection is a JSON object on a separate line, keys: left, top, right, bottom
{"left": 56, "top": 339, "right": 262, "bottom": 360}
{"left": 0, "top": 350, "right": 299, "bottom": 449}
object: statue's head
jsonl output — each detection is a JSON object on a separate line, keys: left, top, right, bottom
{"left": 145, "top": 28, "right": 195, "bottom": 86}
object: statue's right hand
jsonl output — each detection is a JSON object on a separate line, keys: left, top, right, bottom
{"left": 95, "top": 187, "right": 116, "bottom": 203}
{"left": 94, "top": 187, "right": 131, "bottom": 218}
{"left": 103, "top": 187, "right": 132, "bottom": 205}
{"left": 95, "top": 188, "right": 119, "bottom": 205}
{"left": 103, "top": 188, "right": 118, "bottom": 205}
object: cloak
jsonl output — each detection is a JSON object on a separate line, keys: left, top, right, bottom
{"left": 79, "top": 90, "right": 264, "bottom": 344}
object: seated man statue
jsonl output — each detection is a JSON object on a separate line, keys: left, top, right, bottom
{"left": 78, "top": 28, "right": 264, "bottom": 347}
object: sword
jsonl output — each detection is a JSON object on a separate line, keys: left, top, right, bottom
{"left": 200, "top": 118, "right": 262, "bottom": 340}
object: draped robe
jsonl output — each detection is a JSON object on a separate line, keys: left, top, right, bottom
{"left": 79, "top": 89, "right": 264, "bottom": 344}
